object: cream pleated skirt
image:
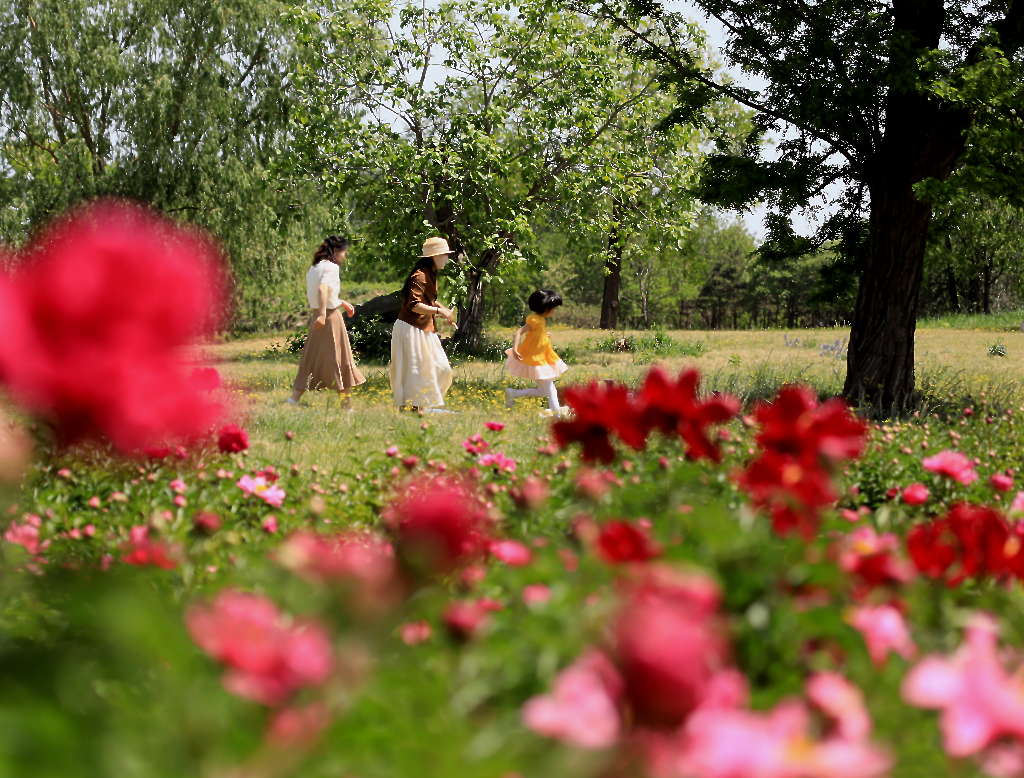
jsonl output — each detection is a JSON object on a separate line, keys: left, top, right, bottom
{"left": 389, "top": 320, "right": 453, "bottom": 409}
{"left": 504, "top": 349, "right": 569, "bottom": 380}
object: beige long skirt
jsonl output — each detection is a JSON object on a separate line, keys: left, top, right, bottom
{"left": 389, "top": 319, "right": 453, "bottom": 409}
{"left": 292, "top": 308, "right": 365, "bottom": 394}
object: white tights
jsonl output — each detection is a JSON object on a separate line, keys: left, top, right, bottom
{"left": 508, "top": 379, "right": 560, "bottom": 411}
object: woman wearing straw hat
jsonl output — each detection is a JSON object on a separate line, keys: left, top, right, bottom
{"left": 390, "top": 236, "right": 456, "bottom": 412}
{"left": 286, "top": 235, "right": 365, "bottom": 407}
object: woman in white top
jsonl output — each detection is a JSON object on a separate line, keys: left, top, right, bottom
{"left": 287, "top": 236, "right": 365, "bottom": 406}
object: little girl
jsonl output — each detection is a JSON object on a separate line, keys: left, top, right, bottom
{"left": 504, "top": 289, "right": 569, "bottom": 414}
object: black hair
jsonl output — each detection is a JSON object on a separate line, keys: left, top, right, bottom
{"left": 401, "top": 257, "right": 437, "bottom": 302}
{"left": 528, "top": 289, "right": 563, "bottom": 314}
{"left": 312, "top": 235, "right": 350, "bottom": 266}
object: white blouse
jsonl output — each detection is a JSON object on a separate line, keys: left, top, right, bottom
{"left": 306, "top": 261, "right": 342, "bottom": 310}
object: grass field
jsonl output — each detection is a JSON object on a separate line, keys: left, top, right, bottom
{"left": 204, "top": 324, "right": 1024, "bottom": 468}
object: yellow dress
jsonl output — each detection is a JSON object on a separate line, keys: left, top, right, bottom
{"left": 505, "top": 314, "right": 569, "bottom": 380}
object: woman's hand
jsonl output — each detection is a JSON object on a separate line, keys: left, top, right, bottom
{"left": 314, "top": 314, "right": 327, "bottom": 328}
{"left": 439, "top": 306, "right": 456, "bottom": 324}
{"left": 342, "top": 301, "right": 355, "bottom": 318}
{"left": 512, "top": 348, "right": 523, "bottom": 361}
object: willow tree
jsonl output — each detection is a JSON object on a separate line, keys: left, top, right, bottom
{"left": 0, "top": 0, "right": 328, "bottom": 329}
{"left": 582, "top": 0, "right": 1024, "bottom": 413}
{"left": 287, "top": 0, "right": 715, "bottom": 350}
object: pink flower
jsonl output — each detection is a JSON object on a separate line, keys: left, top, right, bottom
{"left": 902, "top": 613, "right": 1024, "bottom": 756}
{"left": 86, "top": 495, "right": 102, "bottom": 508}
{"left": 274, "top": 529, "right": 398, "bottom": 607}
{"left": 510, "top": 476, "right": 549, "bottom": 510}
{"left": 400, "top": 621, "right": 432, "bottom": 645}
{"left": 173, "top": 495, "right": 187, "bottom": 507}
{"left": 923, "top": 450, "right": 978, "bottom": 485}
{"left": 186, "top": 589, "right": 333, "bottom": 706}
{"left": 484, "top": 421, "right": 505, "bottom": 432}
{"left": 236, "top": 474, "right": 286, "bottom": 507}
{"left": 1010, "top": 491, "right": 1024, "bottom": 515}
{"left": 848, "top": 604, "right": 917, "bottom": 665}
{"left": 901, "top": 483, "right": 930, "bottom": 505}
{"left": 523, "top": 650, "right": 622, "bottom": 749}
{"left": 522, "top": 584, "right": 552, "bottom": 606}
{"left": 489, "top": 539, "right": 533, "bottom": 566}
{"left": 991, "top": 473, "right": 1014, "bottom": 493}
{"left": 266, "top": 702, "right": 330, "bottom": 746}
{"left": 169, "top": 478, "right": 187, "bottom": 494}
{"left": 806, "top": 672, "right": 871, "bottom": 741}
{"left": 217, "top": 424, "right": 249, "bottom": 453}
{"left": 193, "top": 512, "right": 222, "bottom": 534}
{"left": 4, "top": 519, "right": 42, "bottom": 555}
{"left": 262, "top": 515, "right": 279, "bottom": 534}
{"left": 478, "top": 452, "right": 517, "bottom": 473}
{"left": 443, "top": 599, "right": 493, "bottom": 641}
{"left": 385, "top": 445, "right": 399, "bottom": 457}
{"left": 677, "top": 698, "right": 890, "bottom": 778}
{"left": 382, "top": 474, "right": 493, "bottom": 576}
{"left": 121, "top": 525, "right": 179, "bottom": 569}
{"left": 462, "top": 434, "right": 490, "bottom": 455}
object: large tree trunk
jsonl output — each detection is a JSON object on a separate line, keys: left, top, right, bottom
{"left": 842, "top": 0, "right": 971, "bottom": 415}
{"left": 600, "top": 220, "right": 623, "bottom": 329}
{"left": 843, "top": 182, "right": 932, "bottom": 414}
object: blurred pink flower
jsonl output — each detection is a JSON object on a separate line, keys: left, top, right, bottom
{"left": 186, "top": 589, "right": 333, "bottom": 706}
{"left": 991, "top": 473, "right": 1014, "bottom": 493}
{"left": 806, "top": 672, "right": 871, "bottom": 741}
{"left": 478, "top": 452, "right": 517, "bottom": 473}
{"left": 848, "top": 604, "right": 917, "bottom": 666}
{"left": 400, "top": 621, "right": 432, "bottom": 645}
{"left": 510, "top": 476, "right": 549, "bottom": 510}
{"left": 266, "top": 702, "right": 329, "bottom": 746}
{"left": 262, "top": 515, "right": 279, "bottom": 534}
{"left": 236, "top": 474, "right": 286, "bottom": 507}
{"left": 523, "top": 584, "right": 552, "bottom": 606}
{"left": 523, "top": 650, "right": 622, "bottom": 749}
{"left": 677, "top": 698, "right": 890, "bottom": 778}
{"left": 121, "top": 525, "right": 179, "bottom": 569}
{"left": 489, "top": 539, "right": 533, "bottom": 566}
{"left": 903, "top": 613, "right": 1024, "bottom": 756}
{"left": 4, "top": 518, "right": 43, "bottom": 555}
{"left": 169, "top": 478, "right": 186, "bottom": 494}
{"left": 1010, "top": 491, "right": 1024, "bottom": 515}
{"left": 484, "top": 421, "right": 505, "bottom": 431}
{"left": 922, "top": 450, "right": 978, "bottom": 485}
{"left": 462, "top": 434, "right": 490, "bottom": 455}
{"left": 443, "top": 599, "right": 493, "bottom": 641}
{"left": 385, "top": 445, "right": 399, "bottom": 457}
{"left": 901, "top": 483, "right": 930, "bottom": 505}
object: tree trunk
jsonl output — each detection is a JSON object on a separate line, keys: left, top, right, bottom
{"left": 600, "top": 216, "right": 624, "bottom": 329}
{"left": 983, "top": 256, "right": 992, "bottom": 314}
{"left": 945, "top": 266, "right": 959, "bottom": 311}
{"left": 842, "top": 0, "right": 971, "bottom": 416}
{"left": 452, "top": 249, "right": 499, "bottom": 354}
{"left": 844, "top": 182, "right": 932, "bottom": 414}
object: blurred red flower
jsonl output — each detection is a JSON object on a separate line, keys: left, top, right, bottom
{"left": 0, "top": 200, "right": 229, "bottom": 452}
{"left": 217, "top": 424, "right": 249, "bottom": 453}
{"left": 382, "top": 474, "right": 493, "bottom": 577}
{"left": 596, "top": 520, "right": 662, "bottom": 564}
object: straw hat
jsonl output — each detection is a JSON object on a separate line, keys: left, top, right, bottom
{"left": 420, "top": 236, "right": 455, "bottom": 257}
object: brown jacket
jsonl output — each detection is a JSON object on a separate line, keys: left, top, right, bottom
{"left": 397, "top": 267, "right": 438, "bottom": 332}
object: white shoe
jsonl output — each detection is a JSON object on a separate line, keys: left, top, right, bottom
{"left": 504, "top": 388, "right": 515, "bottom": 409}
{"left": 283, "top": 396, "right": 299, "bottom": 406}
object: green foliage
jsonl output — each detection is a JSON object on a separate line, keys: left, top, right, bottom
{"left": 346, "top": 314, "right": 395, "bottom": 364}
{"left": 988, "top": 342, "right": 1007, "bottom": 358}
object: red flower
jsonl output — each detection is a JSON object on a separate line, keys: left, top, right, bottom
{"left": 907, "top": 504, "right": 1016, "bottom": 585}
{"left": 735, "top": 451, "right": 836, "bottom": 540}
{"left": 443, "top": 599, "right": 493, "bottom": 641}
{"left": 0, "top": 200, "right": 229, "bottom": 452}
{"left": 121, "top": 525, "right": 180, "bottom": 569}
{"left": 635, "top": 368, "right": 739, "bottom": 462}
{"left": 596, "top": 520, "right": 662, "bottom": 564}
{"left": 382, "top": 474, "right": 493, "bottom": 576}
{"left": 614, "top": 567, "right": 729, "bottom": 728}
{"left": 901, "top": 483, "right": 930, "bottom": 505}
{"left": 753, "top": 385, "right": 867, "bottom": 466}
{"left": 552, "top": 381, "right": 637, "bottom": 463}
{"left": 217, "top": 424, "right": 249, "bottom": 453}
